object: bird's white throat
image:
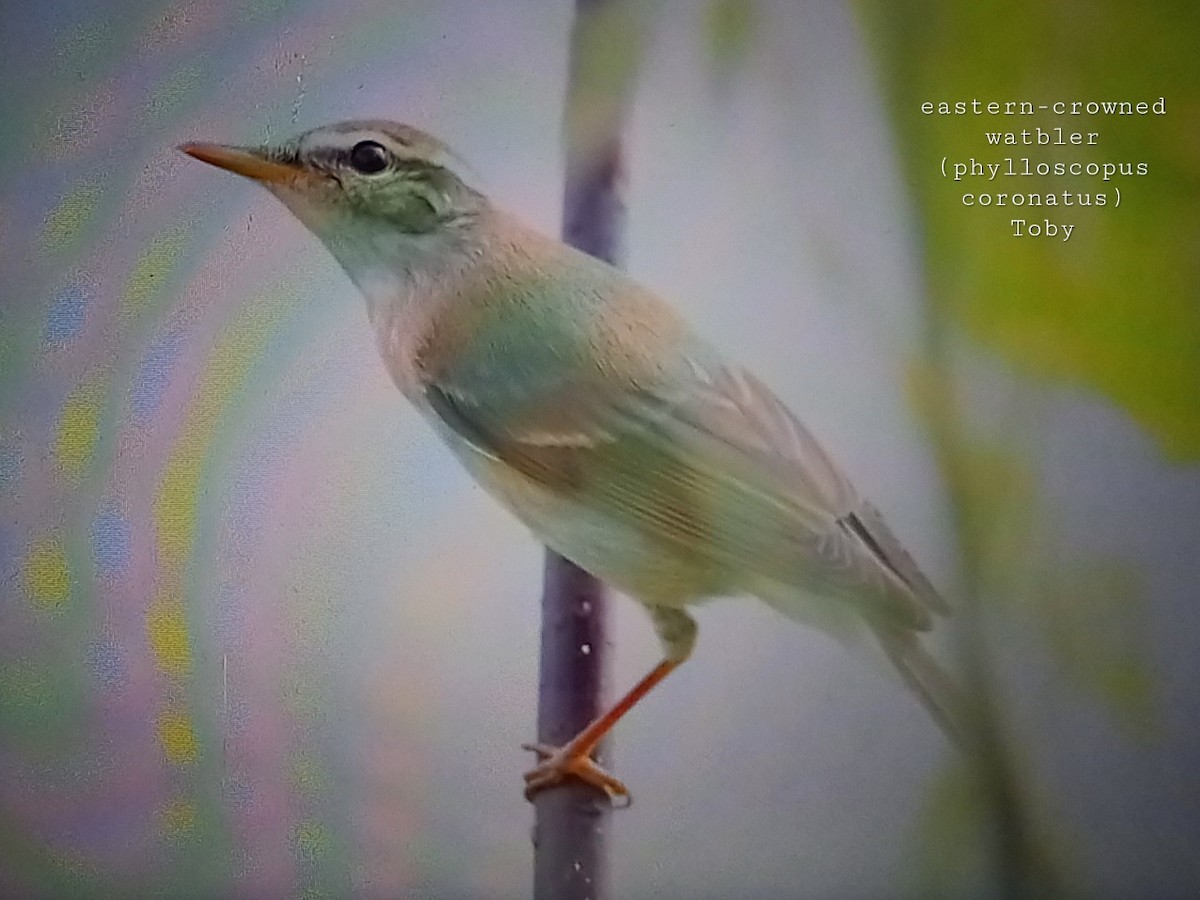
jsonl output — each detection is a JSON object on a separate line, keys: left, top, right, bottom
{"left": 333, "top": 222, "right": 485, "bottom": 398}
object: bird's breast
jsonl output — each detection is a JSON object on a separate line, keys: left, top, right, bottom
{"left": 359, "top": 269, "right": 454, "bottom": 400}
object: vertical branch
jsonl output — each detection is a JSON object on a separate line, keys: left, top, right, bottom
{"left": 533, "top": 555, "right": 613, "bottom": 900}
{"left": 532, "top": 2, "right": 642, "bottom": 899}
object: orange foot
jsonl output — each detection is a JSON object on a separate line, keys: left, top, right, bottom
{"left": 521, "top": 742, "right": 632, "bottom": 806}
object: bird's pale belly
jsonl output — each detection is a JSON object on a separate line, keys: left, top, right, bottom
{"left": 459, "top": 441, "right": 733, "bottom": 608}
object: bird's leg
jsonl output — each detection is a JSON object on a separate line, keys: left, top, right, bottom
{"left": 523, "top": 658, "right": 679, "bottom": 802}
{"left": 523, "top": 606, "right": 696, "bottom": 804}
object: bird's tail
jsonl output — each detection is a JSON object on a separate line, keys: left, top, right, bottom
{"left": 751, "top": 578, "right": 967, "bottom": 747}
{"left": 872, "top": 625, "right": 967, "bottom": 749}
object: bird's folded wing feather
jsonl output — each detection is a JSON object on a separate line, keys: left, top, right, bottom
{"left": 425, "top": 352, "right": 944, "bottom": 629}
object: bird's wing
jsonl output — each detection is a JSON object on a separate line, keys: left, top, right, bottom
{"left": 425, "top": 351, "right": 944, "bottom": 629}
{"left": 662, "top": 362, "right": 948, "bottom": 618}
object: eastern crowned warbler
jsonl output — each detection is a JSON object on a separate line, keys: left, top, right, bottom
{"left": 182, "top": 120, "right": 960, "bottom": 803}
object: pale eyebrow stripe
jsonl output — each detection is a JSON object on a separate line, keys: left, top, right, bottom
{"left": 303, "top": 128, "right": 484, "bottom": 189}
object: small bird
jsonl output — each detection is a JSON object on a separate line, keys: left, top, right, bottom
{"left": 182, "top": 120, "right": 961, "bottom": 802}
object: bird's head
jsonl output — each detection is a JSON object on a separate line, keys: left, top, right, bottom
{"left": 181, "top": 120, "right": 488, "bottom": 292}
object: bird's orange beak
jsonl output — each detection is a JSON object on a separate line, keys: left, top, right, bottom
{"left": 179, "top": 142, "right": 303, "bottom": 184}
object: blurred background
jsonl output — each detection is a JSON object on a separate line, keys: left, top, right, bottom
{"left": 1, "top": 0, "right": 1197, "bottom": 897}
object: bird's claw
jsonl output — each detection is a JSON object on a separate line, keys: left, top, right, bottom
{"left": 521, "top": 742, "right": 632, "bottom": 807}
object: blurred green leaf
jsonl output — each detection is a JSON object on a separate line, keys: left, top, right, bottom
{"left": 1035, "top": 563, "right": 1155, "bottom": 732}
{"left": 860, "top": 1, "right": 1200, "bottom": 459}
{"left": 909, "top": 360, "right": 1155, "bottom": 731}
{"left": 914, "top": 763, "right": 990, "bottom": 895}
{"left": 706, "top": 0, "right": 756, "bottom": 78}
{"left": 914, "top": 758, "right": 1077, "bottom": 899}
{"left": 907, "top": 360, "right": 1035, "bottom": 588}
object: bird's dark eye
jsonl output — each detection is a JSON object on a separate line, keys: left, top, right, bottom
{"left": 348, "top": 140, "right": 390, "bottom": 174}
